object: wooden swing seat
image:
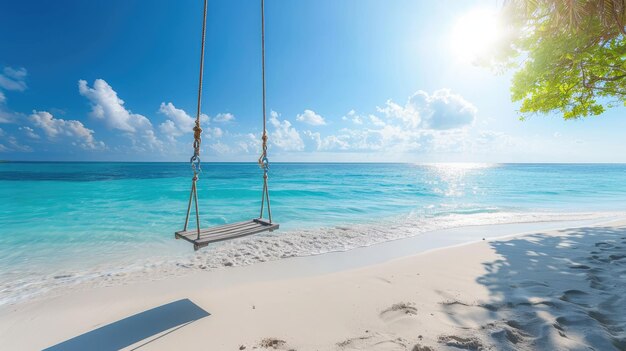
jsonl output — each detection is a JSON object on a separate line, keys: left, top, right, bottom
{"left": 175, "top": 218, "right": 279, "bottom": 250}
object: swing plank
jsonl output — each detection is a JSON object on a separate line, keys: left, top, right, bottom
{"left": 175, "top": 218, "right": 279, "bottom": 250}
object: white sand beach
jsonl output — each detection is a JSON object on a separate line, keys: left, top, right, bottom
{"left": 4, "top": 0, "right": 626, "bottom": 350}
{"left": 1, "top": 219, "right": 625, "bottom": 351}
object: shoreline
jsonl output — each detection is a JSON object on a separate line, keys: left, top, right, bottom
{"left": 1, "top": 211, "right": 620, "bottom": 308}
{"left": 2, "top": 217, "right": 626, "bottom": 350}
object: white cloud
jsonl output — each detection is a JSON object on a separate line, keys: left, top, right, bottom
{"left": 377, "top": 99, "right": 420, "bottom": 128}
{"left": 236, "top": 133, "right": 261, "bottom": 154}
{"left": 79, "top": 79, "right": 161, "bottom": 150}
{"left": 212, "top": 127, "right": 223, "bottom": 138}
{"left": 158, "top": 102, "right": 220, "bottom": 143}
{"left": 476, "top": 130, "right": 512, "bottom": 146}
{"left": 19, "top": 126, "right": 39, "bottom": 139}
{"left": 304, "top": 131, "right": 350, "bottom": 151}
{"left": 30, "top": 111, "right": 104, "bottom": 150}
{"left": 308, "top": 124, "right": 479, "bottom": 155}
{"left": 0, "top": 67, "right": 27, "bottom": 92}
{"left": 269, "top": 111, "right": 304, "bottom": 151}
{"left": 158, "top": 102, "right": 192, "bottom": 142}
{"left": 426, "top": 129, "right": 469, "bottom": 152}
{"left": 377, "top": 89, "right": 476, "bottom": 130}
{"left": 420, "top": 89, "right": 477, "bottom": 129}
{"left": 0, "top": 128, "right": 32, "bottom": 152}
{"left": 141, "top": 129, "right": 161, "bottom": 151}
{"left": 342, "top": 110, "right": 363, "bottom": 125}
{"left": 210, "top": 141, "right": 231, "bottom": 154}
{"left": 371, "top": 125, "right": 434, "bottom": 152}
{"left": 369, "top": 114, "right": 386, "bottom": 127}
{"left": 296, "top": 109, "right": 326, "bottom": 126}
{"left": 318, "top": 89, "right": 476, "bottom": 155}
{"left": 199, "top": 132, "right": 260, "bottom": 155}
{"left": 214, "top": 113, "right": 235, "bottom": 123}
{"left": 335, "top": 128, "right": 511, "bottom": 156}
{"left": 338, "top": 128, "right": 383, "bottom": 151}
{"left": 0, "top": 128, "right": 5, "bottom": 151}
{"left": 5, "top": 136, "right": 32, "bottom": 152}
{"left": 79, "top": 79, "right": 152, "bottom": 133}
{"left": 0, "top": 103, "right": 12, "bottom": 123}
{"left": 0, "top": 75, "right": 522, "bottom": 160}
{"left": 0, "top": 66, "right": 28, "bottom": 123}
{"left": 158, "top": 119, "right": 182, "bottom": 141}
{"left": 159, "top": 102, "right": 195, "bottom": 132}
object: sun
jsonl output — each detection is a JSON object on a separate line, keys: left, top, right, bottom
{"left": 449, "top": 9, "right": 500, "bottom": 63}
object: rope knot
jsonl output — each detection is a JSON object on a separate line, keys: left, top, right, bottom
{"left": 193, "top": 125, "right": 203, "bottom": 139}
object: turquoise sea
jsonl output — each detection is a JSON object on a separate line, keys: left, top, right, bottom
{"left": 2, "top": 162, "right": 626, "bottom": 304}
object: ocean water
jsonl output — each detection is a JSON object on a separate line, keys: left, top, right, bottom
{"left": 1, "top": 162, "right": 626, "bottom": 305}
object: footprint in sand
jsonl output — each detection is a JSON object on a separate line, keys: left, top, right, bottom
{"left": 559, "top": 289, "right": 591, "bottom": 307}
{"left": 490, "top": 326, "right": 527, "bottom": 346}
{"left": 336, "top": 333, "right": 409, "bottom": 351}
{"left": 437, "top": 335, "right": 485, "bottom": 351}
{"left": 379, "top": 302, "right": 418, "bottom": 320}
{"left": 555, "top": 314, "right": 592, "bottom": 327}
{"left": 554, "top": 314, "right": 622, "bottom": 350}
{"left": 595, "top": 242, "right": 614, "bottom": 249}
{"left": 478, "top": 319, "right": 532, "bottom": 348}
{"left": 411, "top": 343, "right": 435, "bottom": 351}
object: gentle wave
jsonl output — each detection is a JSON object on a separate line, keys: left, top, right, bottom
{"left": 0, "top": 209, "right": 620, "bottom": 306}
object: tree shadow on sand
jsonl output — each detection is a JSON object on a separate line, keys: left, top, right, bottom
{"left": 43, "top": 298, "right": 209, "bottom": 351}
{"left": 442, "top": 225, "right": 626, "bottom": 351}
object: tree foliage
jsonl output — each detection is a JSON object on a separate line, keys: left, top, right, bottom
{"left": 493, "top": 0, "right": 626, "bottom": 119}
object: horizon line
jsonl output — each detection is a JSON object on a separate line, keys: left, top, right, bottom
{"left": 2, "top": 160, "right": 626, "bottom": 165}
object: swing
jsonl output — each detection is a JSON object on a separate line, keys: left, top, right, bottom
{"left": 175, "top": 0, "right": 278, "bottom": 251}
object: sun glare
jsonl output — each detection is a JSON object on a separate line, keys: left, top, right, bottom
{"left": 449, "top": 9, "right": 500, "bottom": 63}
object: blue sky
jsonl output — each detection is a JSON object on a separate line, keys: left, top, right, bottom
{"left": 1, "top": 0, "right": 625, "bottom": 162}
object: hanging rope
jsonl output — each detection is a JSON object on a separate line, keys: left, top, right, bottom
{"left": 191, "top": 0, "right": 208, "bottom": 173}
{"left": 184, "top": 0, "right": 208, "bottom": 240}
{"left": 258, "top": 0, "right": 268, "bottom": 171}
{"left": 258, "top": 0, "right": 273, "bottom": 223}
{"left": 183, "top": 0, "right": 273, "bottom": 238}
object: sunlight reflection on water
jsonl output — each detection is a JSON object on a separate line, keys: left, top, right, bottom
{"left": 423, "top": 163, "right": 497, "bottom": 197}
